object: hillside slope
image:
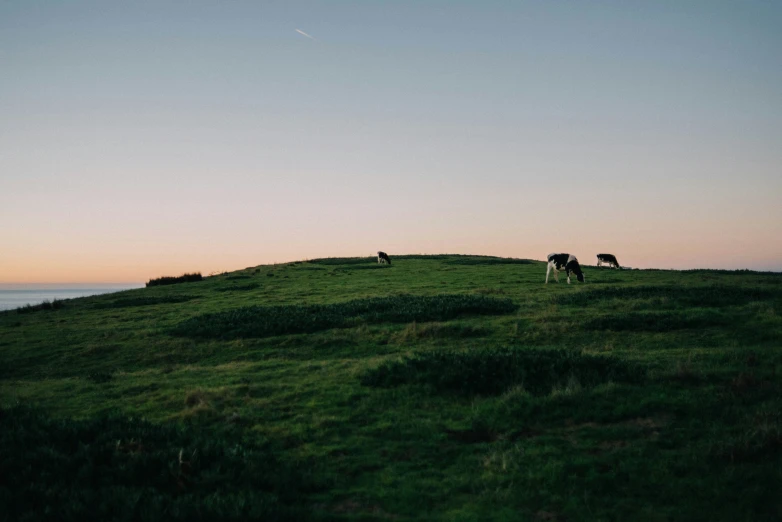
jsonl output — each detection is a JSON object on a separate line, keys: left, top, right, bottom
{"left": 2, "top": 255, "right": 781, "bottom": 521}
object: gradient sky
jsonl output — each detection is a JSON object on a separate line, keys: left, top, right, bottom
{"left": 2, "top": 1, "right": 781, "bottom": 282}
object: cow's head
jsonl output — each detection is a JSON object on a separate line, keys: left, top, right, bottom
{"left": 568, "top": 261, "right": 585, "bottom": 283}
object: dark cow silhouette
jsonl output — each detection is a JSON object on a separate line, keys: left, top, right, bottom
{"left": 377, "top": 251, "right": 391, "bottom": 265}
{"left": 546, "top": 253, "right": 585, "bottom": 284}
{"left": 597, "top": 253, "right": 620, "bottom": 269}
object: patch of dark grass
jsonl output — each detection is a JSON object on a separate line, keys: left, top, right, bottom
{"left": 86, "top": 372, "right": 113, "bottom": 384}
{"left": 392, "top": 321, "right": 489, "bottom": 343}
{"left": 215, "top": 283, "right": 260, "bottom": 292}
{"left": 95, "top": 296, "right": 196, "bottom": 309}
{"left": 0, "top": 407, "right": 324, "bottom": 521}
{"left": 554, "top": 285, "right": 776, "bottom": 308}
{"left": 585, "top": 309, "right": 727, "bottom": 331}
{"left": 225, "top": 274, "right": 251, "bottom": 280}
{"left": 171, "top": 294, "right": 517, "bottom": 340}
{"left": 333, "top": 265, "right": 391, "bottom": 271}
{"left": 146, "top": 273, "right": 203, "bottom": 287}
{"left": 361, "top": 347, "right": 644, "bottom": 396}
{"left": 712, "top": 410, "right": 782, "bottom": 463}
{"left": 16, "top": 299, "right": 64, "bottom": 314}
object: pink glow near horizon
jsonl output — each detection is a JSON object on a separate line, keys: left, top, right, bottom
{"left": 2, "top": 2, "right": 781, "bottom": 282}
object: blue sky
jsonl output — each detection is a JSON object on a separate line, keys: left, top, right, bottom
{"left": 1, "top": 1, "right": 781, "bottom": 281}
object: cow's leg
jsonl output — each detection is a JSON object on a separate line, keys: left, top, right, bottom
{"left": 545, "top": 263, "right": 551, "bottom": 284}
{"left": 554, "top": 269, "right": 559, "bottom": 283}
{"left": 567, "top": 271, "right": 571, "bottom": 284}
{"left": 597, "top": 259, "right": 602, "bottom": 267}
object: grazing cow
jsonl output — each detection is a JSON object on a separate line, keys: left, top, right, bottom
{"left": 377, "top": 251, "right": 391, "bottom": 265}
{"left": 596, "top": 253, "right": 620, "bottom": 269}
{"left": 546, "top": 253, "right": 585, "bottom": 284}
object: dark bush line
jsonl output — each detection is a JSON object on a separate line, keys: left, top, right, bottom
{"left": 394, "top": 254, "right": 534, "bottom": 264}
{"left": 307, "top": 257, "right": 375, "bottom": 266}
{"left": 585, "top": 310, "right": 726, "bottom": 332}
{"left": 443, "top": 256, "right": 535, "bottom": 266}
{"left": 684, "top": 268, "right": 782, "bottom": 276}
{"left": 0, "top": 407, "right": 324, "bottom": 522}
{"left": 554, "top": 285, "right": 777, "bottom": 308}
{"left": 146, "top": 273, "right": 203, "bottom": 287}
{"left": 361, "top": 348, "right": 644, "bottom": 396}
{"left": 171, "top": 294, "right": 517, "bottom": 340}
{"left": 95, "top": 296, "right": 196, "bottom": 309}
{"left": 15, "top": 299, "right": 64, "bottom": 314}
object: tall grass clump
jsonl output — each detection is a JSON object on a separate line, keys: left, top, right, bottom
{"left": 0, "top": 407, "right": 324, "bottom": 521}
{"left": 171, "top": 294, "right": 517, "bottom": 340}
{"left": 361, "top": 348, "right": 644, "bottom": 396}
{"left": 146, "top": 273, "right": 203, "bottom": 287}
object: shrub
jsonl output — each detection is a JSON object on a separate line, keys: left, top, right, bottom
{"left": 0, "top": 407, "right": 324, "bottom": 521}
{"left": 16, "top": 299, "right": 64, "bottom": 314}
{"left": 171, "top": 294, "right": 517, "bottom": 340}
{"left": 361, "top": 347, "right": 644, "bottom": 396}
{"left": 146, "top": 273, "right": 203, "bottom": 287}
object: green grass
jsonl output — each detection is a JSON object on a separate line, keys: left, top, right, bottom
{"left": 362, "top": 347, "right": 644, "bottom": 396}
{"left": 171, "top": 294, "right": 516, "bottom": 340}
{"left": 1, "top": 255, "right": 781, "bottom": 521}
{"left": 95, "top": 296, "right": 197, "bottom": 309}
{"left": 0, "top": 407, "right": 325, "bottom": 521}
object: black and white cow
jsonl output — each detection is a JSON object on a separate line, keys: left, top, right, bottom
{"left": 377, "top": 251, "right": 391, "bottom": 265}
{"left": 546, "top": 253, "right": 585, "bottom": 284}
{"left": 596, "top": 253, "right": 620, "bottom": 269}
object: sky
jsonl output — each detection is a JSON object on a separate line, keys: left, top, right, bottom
{"left": 1, "top": 0, "right": 781, "bottom": 282}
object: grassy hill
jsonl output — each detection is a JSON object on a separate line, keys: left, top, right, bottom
{"left": 1, "top": 254, "right": 781, "bottom": 521}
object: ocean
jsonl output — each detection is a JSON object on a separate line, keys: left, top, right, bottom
{"left": 0, "top": 284, "right": 144, "bottom": 312}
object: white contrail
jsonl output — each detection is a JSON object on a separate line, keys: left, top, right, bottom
{"left": 295, "top": 29, "right": 316, "bottom": 40}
